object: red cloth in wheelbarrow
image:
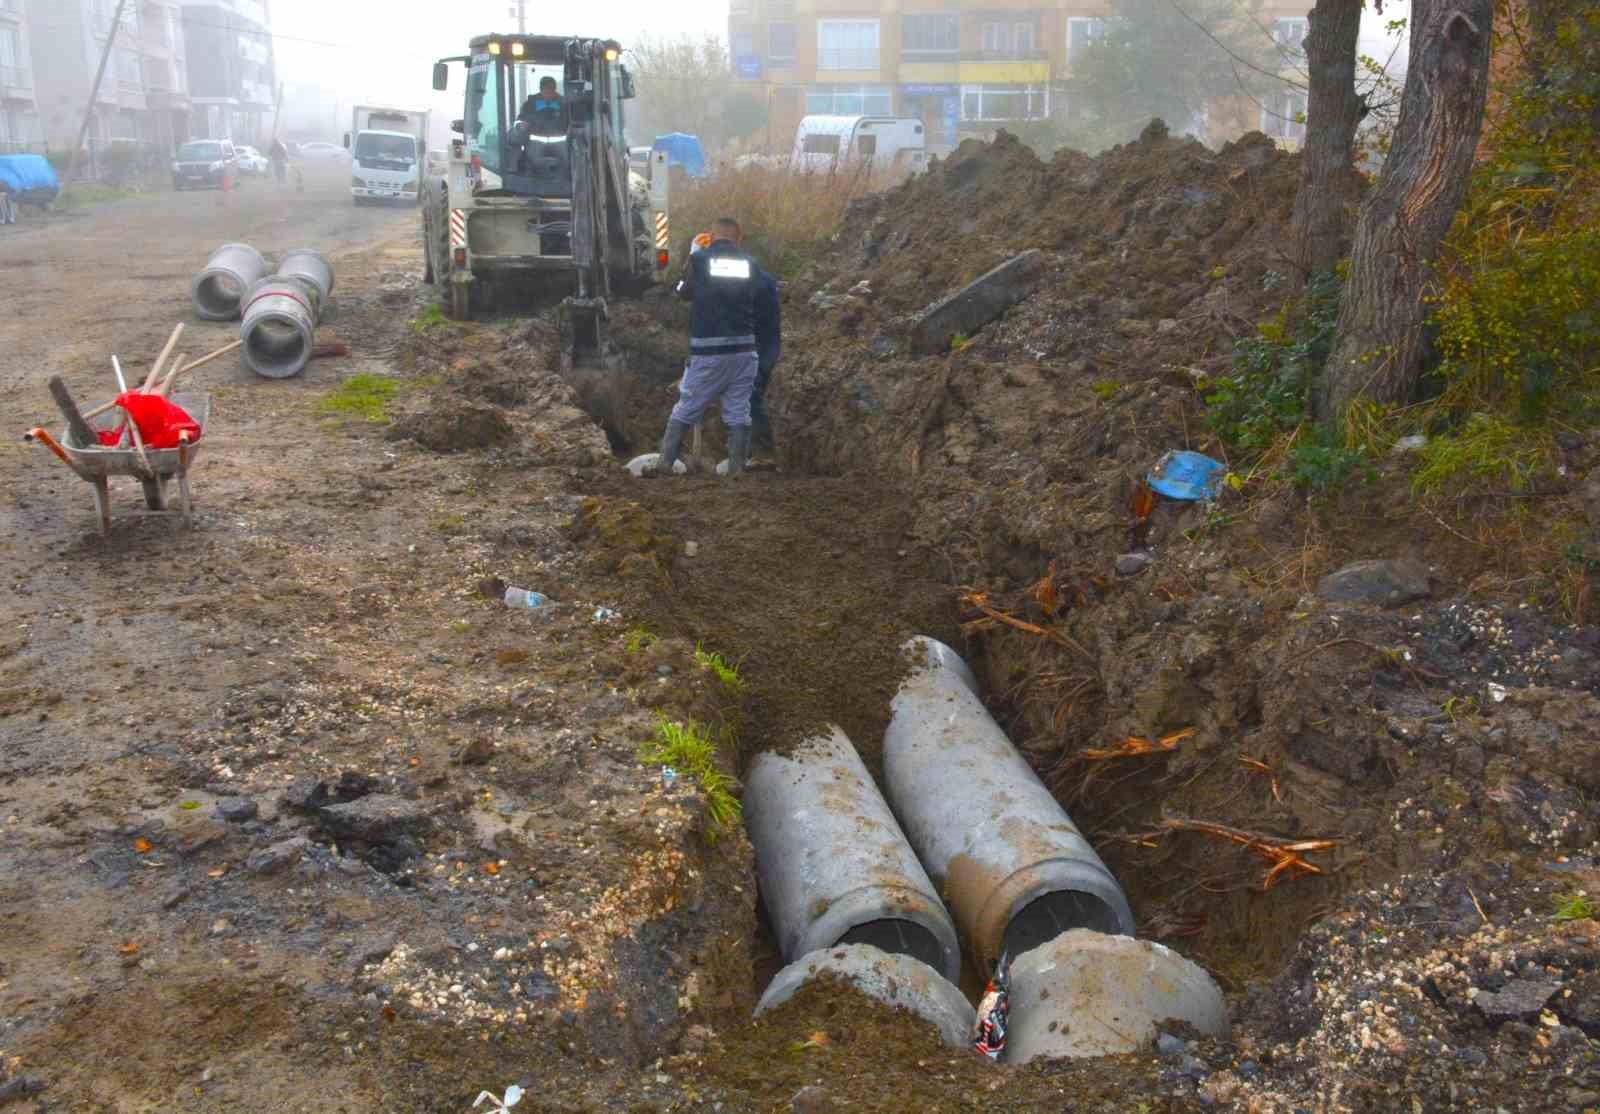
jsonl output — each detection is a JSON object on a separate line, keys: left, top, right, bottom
{"left": 96, "top": 393, "right": 202, "bottom": 449}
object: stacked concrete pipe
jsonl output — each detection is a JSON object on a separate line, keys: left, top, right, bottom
{"left": 191, "top": 243, "right": 267, "bottom": 321}
{"left": 240, "top": 249, "right": 333, "bottom": 379}
{"left": 883, "top": 636, "right": 1134, "bottom": 972}
{"left": 744, "top": 726, "right": 962, "bottom": 983}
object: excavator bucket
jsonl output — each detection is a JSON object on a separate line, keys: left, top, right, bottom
{"left": 557, "top": 295, "right": 619, "bottom": 370}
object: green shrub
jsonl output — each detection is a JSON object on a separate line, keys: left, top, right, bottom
{"left": 1204, "top": 269, "right": 1341, "bottom": 456}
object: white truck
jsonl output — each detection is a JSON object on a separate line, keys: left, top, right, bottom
{"left": 343, "top": 105, "right": 430, "bottom": 205}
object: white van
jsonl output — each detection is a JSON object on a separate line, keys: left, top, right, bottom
{"left": 791, "top": 115, "right": 927, "bottom": 175}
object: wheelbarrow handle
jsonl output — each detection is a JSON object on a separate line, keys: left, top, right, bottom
{"left": 24, "top": 426, "right": 87, "bottom": 476}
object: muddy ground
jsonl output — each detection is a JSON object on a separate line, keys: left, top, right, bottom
{"left": 0, "top": 140, "right": 1597, "bottom": 1114}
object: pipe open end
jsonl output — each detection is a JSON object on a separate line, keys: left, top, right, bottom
{"left": 244, "top": 315, "right": 312, "bottom": 378}
{"left": 194, "top": 273, "right": 244, "bottom": 319}
{"left": 836, "top": 917, "right": 948, "bottom": 975}
{"left": 1003, "top": 890, "right": 1127, "bottom": 962}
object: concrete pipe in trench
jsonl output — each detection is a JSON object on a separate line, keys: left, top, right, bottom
{"left": 240, "top": 276, "right": 317, "bottom": 379}
{"left": 744, "top": 726, "right": 962, "bottom": 984}
{"left": 755, "top": 944, "right": 974, "bottom": 1049}
{"left": 192, "top": 242, "right": 267, "bottom": 321}
{"left": 274, "top": 247, "right": 334, "bottom": 311}
{"left": 883, "top": 637, "right": 1134, "bottom": 972}
{"left": 1005, "top": 930, "right": 1227, "bottom": 1062}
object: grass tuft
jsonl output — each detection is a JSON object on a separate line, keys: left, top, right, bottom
{"left": 1411, "top": 412, "right": 1553, "bottom": 495}
{"left": 694, "top": 643, "right": 745, "bottom": 692}
{"left": 1554, "top": 892, "right": 1596, "bottom": 923}
{"left": 55, "top": 184, "right": 134, "bottom": 211}
{"left": 316, "top": 373, "right": 400, "bottom": 422}
{"left": 625, "top": 627, "right": 658, "bottom": 654}
{"left": 408, "top": 304, "right": 449, "bottom": 335}
{"left": 640, "top": 716, "right": 741, "bottom": 838}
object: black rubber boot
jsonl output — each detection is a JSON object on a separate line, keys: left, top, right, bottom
{"left": 726, "top": 426, "right": 751, "bottom": 477}
{"left": 655, "top": 419, "right": 692, "bottom": 476}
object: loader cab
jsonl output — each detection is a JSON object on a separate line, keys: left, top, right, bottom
{"left": 453, "top": 34, "right": 630, "bottom": 200}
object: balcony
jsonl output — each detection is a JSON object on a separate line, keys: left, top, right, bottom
{"left": 0, "top": 0, "right": 22, "bottom": 22}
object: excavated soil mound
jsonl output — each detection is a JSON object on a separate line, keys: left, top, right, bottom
{"left": 385, "top": 401, "right": 514, "bottom": 453}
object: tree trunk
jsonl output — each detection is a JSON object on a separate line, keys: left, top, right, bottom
{"left": 1288, "top": 0, "right": 1366, "bottom": 276}
{"left": 1317, "top": 0, "right": 1494, "bottom": 421}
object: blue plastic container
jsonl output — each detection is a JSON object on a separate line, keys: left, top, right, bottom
{"left": 1146, "top": 450, "right": 1225, "bottom": 501}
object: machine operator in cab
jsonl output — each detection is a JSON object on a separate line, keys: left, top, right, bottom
{"left": 518, "top": 76, "right": 565, "bottom": 136}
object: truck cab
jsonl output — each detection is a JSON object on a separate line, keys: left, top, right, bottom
{"left": 345, "top": 107, "right": 429, "bottom": 205}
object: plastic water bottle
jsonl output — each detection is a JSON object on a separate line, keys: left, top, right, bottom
{"left": 503, "top": 586, "right": 549, "bottom": 609}
{"left": 662, "top": 766, "right": 677, "bottom": 792}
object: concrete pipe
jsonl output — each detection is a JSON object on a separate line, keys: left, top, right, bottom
{"left": 755, "top": 944, "right": 974, "bottom": 1049}
{"left": 883, "top": 637, "right": 1134, "bottom": 971}
{"left": 240, "top": 277, "right": 317, "bottom": 379}
{"left": 192, "top": 242, "right": 267, "bottom": 321}
{"left": 744, "top": 726, "right": 961, "bottom": 984}
{"left": 274, "top": 247, "right": 334, "bottom": 311}
{"left": 1005, "top": 929, "right": 1227, "bottom": 1062}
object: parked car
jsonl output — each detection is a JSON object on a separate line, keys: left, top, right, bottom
{"left": 235, "top": 145, "right": 269, "bottom": 176}
{"left": 171, "top": 139, "right": 239, "bottom": 191}
{"left": 425, "top": 148, "right": 448, "bottom": 176}
{"left": 298, "top": 141, "right": 347, "bottom": 160}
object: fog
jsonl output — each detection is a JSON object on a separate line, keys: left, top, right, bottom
{"left": 269, "top": 0, "right": 725, "bottom": 146}
{"left": 264, "top": 0, "right": 1412, "bottom": 151}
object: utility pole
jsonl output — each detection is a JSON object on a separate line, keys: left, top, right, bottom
{"left": 271, "top": 79, "right": 284, "bottom": 139}
{"left": 517, "top": 1, "right": 526, "bottom": 33}
{"left": 65, "top": 0, "right": 129, "bottom": 190}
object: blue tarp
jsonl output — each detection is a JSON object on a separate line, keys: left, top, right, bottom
{"left": 651, "top": 133, "right": 707, "bottom": 178}
{"left": 0, "top": 155, "right": 61, "bottom": 200}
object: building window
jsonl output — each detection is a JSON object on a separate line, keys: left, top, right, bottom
{"left": 117, "top": 47, "right": 143, "bottom": 92}
{"left": 818, "top": 20, "right": 879, "bottom": 71}
{"left": 961, "top": 83, "right": 1048, "bottom": 122}
{"left": 1274, "top": 17, "right": 1309, "bottom": 57}
{"left": 902, "top": 14, "right": 958, "bottom": 61}
{"left": 770, "top": 22, "right": 796, "bottom": 64}
{"left": 0, "top": 25, "right": 17, "bottom": 69}
{"left": 1067, "top": 17, "right": 1107, "bottom": 63}
{"left": 731, "top": 31, "right": 755, "bottom": 57}
{"left": 1262, "top": 89, "right": 1307, "bottom": 142}
{"left": 980, "top": 19, "right": 1039, "bottom": 59}
{"left": 806, "top": 84, "right": 892, "bottom": 116}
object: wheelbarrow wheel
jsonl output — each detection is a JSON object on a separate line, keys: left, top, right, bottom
{"left": 141, "top": 475, "right": 168, "bottom": 511}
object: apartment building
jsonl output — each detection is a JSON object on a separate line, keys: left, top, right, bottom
{"left": 728, "top": 0, "right": 1116, "bottom": 151}
{"left": 728, "top": 0, "right": 1319, "bottom": 153}
{"left": 23, "top": 1, "right": 193, "bottom": 152}
{"left": 180, "top": 0, "right": 276, "bottom": 143}
{"left": 0, "top": 0, "right": 42, "bottom": 151}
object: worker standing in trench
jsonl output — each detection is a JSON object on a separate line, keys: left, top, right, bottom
{"left": 650, "top": 217, "right": 770, "bottom": 476}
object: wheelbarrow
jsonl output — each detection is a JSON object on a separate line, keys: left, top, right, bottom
{"left": 25, "top": 392, "right": 211, "bottom": 535}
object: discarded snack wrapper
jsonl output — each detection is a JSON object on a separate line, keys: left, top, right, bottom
{"left": 972, "top": 952, "right": 1010, "bottom": 1060}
